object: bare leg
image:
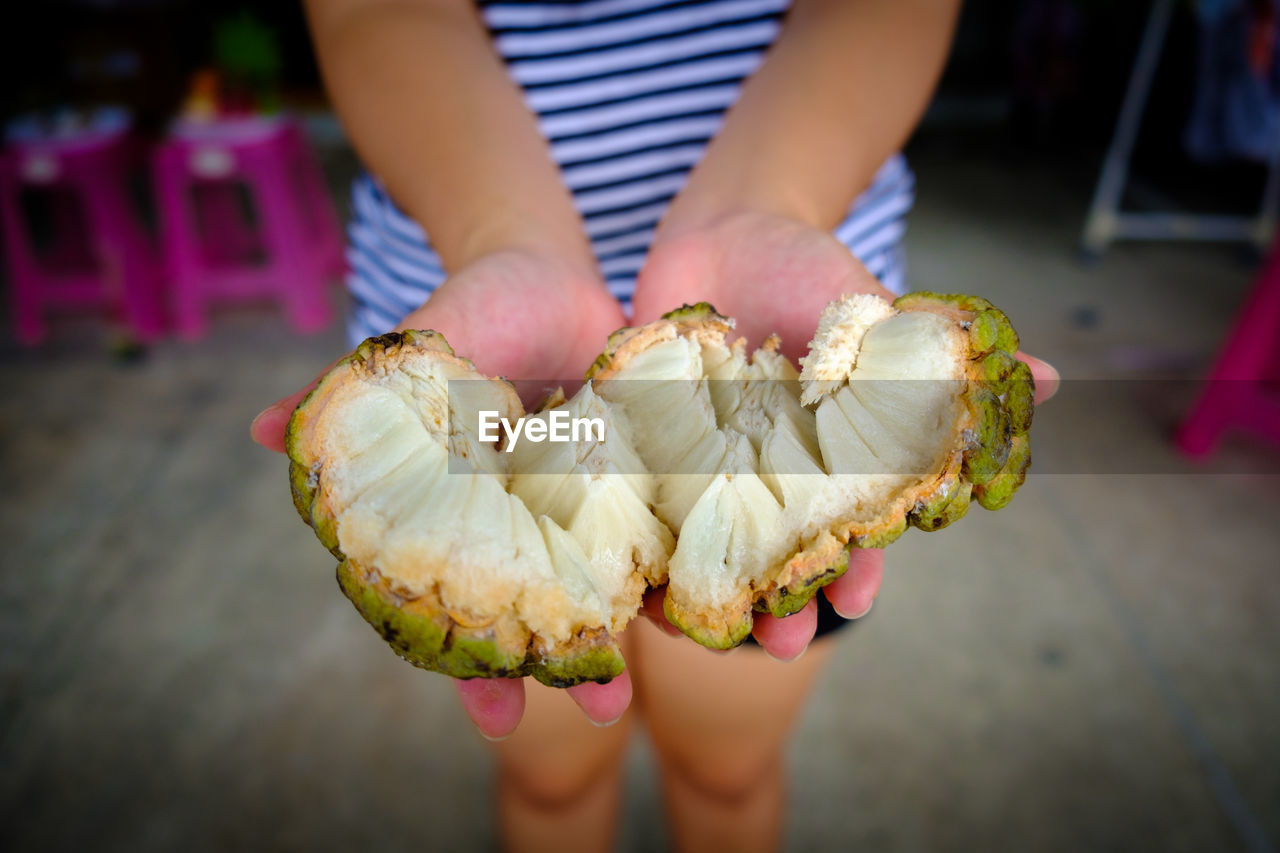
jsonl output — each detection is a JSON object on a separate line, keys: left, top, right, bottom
{"left": 629, "top": 618, "right": 835, "bottom": 853}
{"left": 491, "top": 633, "right": 637, "bottom": 853}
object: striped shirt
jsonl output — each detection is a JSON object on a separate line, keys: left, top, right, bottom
{"left": 345, "top": 0, "right": 915, "bottom": 345}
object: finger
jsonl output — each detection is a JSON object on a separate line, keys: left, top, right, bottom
{"left": 1015, "top": 352, "right": 1060, "bottom": 404}
{"left": 639, "top": 587, "right": 683, "bottom": 637}
{"left": 250, "top": 387, "right": 312, "bottom": 454}
{"left": 566, "top": 668, "right": 633, "bottom": 726}
{"left": 251, "top": 357, "right": 346, "bottom": 453}
{"left": 751, "top": 598, "right": 818, "bottom": 662}
{"left": 454, "top": 677, "right": 526, "bottom": 741}
{"left": 823, "top": 548, "right": 884, "bottom": 620}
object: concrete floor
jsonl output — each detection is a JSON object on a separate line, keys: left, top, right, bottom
{"left": 1, "top": 141, "right": 1278, "bottom": 852}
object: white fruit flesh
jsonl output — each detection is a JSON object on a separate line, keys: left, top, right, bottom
{"left": 306, "top": 356, "right": 650, "bottom": 645}
{"left": 594, "top": 298, "right": 971, "bottom": 619}
{"left": 301, "top": 293, "right": 989, "bottom": 650}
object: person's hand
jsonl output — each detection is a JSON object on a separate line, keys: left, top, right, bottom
{"left": 251, "top": 248, "right": 633, "bottom": 739}
{"left": 633, "top": 210, "right": 1060, "bottom": 659}
{"left": 251, "top": 249, "right": 626, "bottom": 452}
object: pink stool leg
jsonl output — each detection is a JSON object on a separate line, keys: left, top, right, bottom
{"left": 245, "top": 144, "right": 333, "bottom": 333}
{"left": 153, "top": 143, "right": 210, "bottom": 339}
{"left": 80, "top": 167, "right": 165, "bottom": 342}
{"left": 0, "top": 162, "right": 50, "bottom": 345}
{"left": 197, "top": 180, "right": 262, "bottom": 266}
{"left": 46, "top": 188, "right": 94, "bottom": 273}
{"left": 1176, "top": 237, "right": 1280, "bottom": 457}
{"left": 286, "top": 127, "right": 345, "bottom": 278}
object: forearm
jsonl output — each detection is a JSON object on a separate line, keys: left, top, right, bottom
{"left": 305, "top": 0, "right": 595, "bottom": 274}
{"left": 661, "top": 0, "right": 961, "bottom": 235}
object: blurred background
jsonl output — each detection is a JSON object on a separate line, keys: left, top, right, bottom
{"left": 1, "top": 1, "right": 1278, "bottom": 851}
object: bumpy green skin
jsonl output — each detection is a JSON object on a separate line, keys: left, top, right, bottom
{"left": 911, "top": 481, "right": 973, "bottom": 531}
{"left": 982, "top": 350, "right": 1018, "bottom": 393}
{"left": 337, "top": 560, "right": 625, "bottom": 685}
{"left": 660, "top": 302, "right": 722, "bottom": 323}
{"left": 969, "top": 311, "right": 1000, "bottom": 354}
{"left": 665, "top": 598, "right": 754, "bottom": 650}
{"left": 531, "top": 645, "right": 626, "bottom": 688}
{"left": 909, "top": 474, "right": 962, "bottom": 531}
{"left": 758, "top": 550, "right": 850, "bottom": 618}
{"left": 850, "top": 515, "right": 909, "bottom": 550}
{"left": 892, "top": 292, "right": 1033, "bottom": 520}
{"left": 974, "top": 434, "right": 1031, "bottom": 511}
{"left": 338, "top": 559, "right": 458, "bottom": 673}
{"left": 962, "top": 386, "right": 1012, "bottom": 485}
{"left": 586, "top": 328, "right": 635, "bottom": 381}
{"left": 1005, "top": 360, "right": 1035, "bottom": 435}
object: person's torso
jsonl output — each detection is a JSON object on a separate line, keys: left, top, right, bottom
{"left": 346, "top": 0, "right": 913, "bottom": 341}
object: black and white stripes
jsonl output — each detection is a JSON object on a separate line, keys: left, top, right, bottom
{"left": 346, "top": 0, "right": 914, "bottom": 346}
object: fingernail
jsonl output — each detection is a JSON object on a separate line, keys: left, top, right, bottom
{"left": 833, "top": 599, "right": 874, "bottom": 620}
{"left": 250, "top": 404, "right": 282, "bottom": 434}
{"left": 478, "top": 730, "right": 512, "bottom": 743}
{"left": 762, "top": 645, "right": 807, "bottom": 664}
{"left": 589, "top": 714, "right": 623, "bottom": 728}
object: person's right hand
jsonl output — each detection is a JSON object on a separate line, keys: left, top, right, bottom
{"left": 251, "top": 248, "right": 633, "bottom": 739}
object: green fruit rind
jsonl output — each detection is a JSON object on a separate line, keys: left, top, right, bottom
{"left": 336, "top": 559, "right": 625, "bottom": 685}
{"left": 968, "top": 311, "right": 1000, "bottom": 355}
{"left": 288, "top": 458, "right": 341, "bottom": 558}
{"left": 439, "top": 631, "right": 531, "bottom": 681}
{"left": 361, "top": 329, "right": 455, "bottom": 360}
{"left": 894, "top": 292, "right": 994, "bottom": 314}
{"left": 661, "top": 302, "right": 723, "bottom": 323}
{"left": 758, "top": 552, "right": 850, "bottom": 618}
{"left": 665, "top": 597, "right": 754, "bottom": 650}
{"left": 850, "top": 515, "right": 909, "bottom": 549}
{"left": 909, "top": 472, "right": 963, "bottom": 526}
{"left": 894, "top": 294, "right": 1019, "bottom": 357}
{"left": 1005, "top": 360, "right": 1035, "bottom": 435}
{"left": 985, "top": 307, "right": 1020, "bottom": 354}
{"left": 586, "top": 327, "right": 634, "bottom": 380}
{"left": 981, "top": 350, "right": 1019, "bottom": 392}
{"left": 337, "top": 558, "right": 453, "bottom": 674}
{"left": 338, "top": 559, "right": 531, "bottom": 680}
{"left": 911, "top": 481, "right": 973, "bottom": 531}
{"left": 531, "top": 643, "right": 626, "bottom": 689}
{"left": 975, "top": 434, "right": 1032, "bottom": 511}
{"left": 587, "top": 304, "right": 729, "bottom": 379}
{"left": 962, "top": 386, "right": 1011, "bottom": 485}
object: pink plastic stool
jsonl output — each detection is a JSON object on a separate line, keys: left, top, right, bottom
{"left": 0, "top": 120, "right": 165, "bottom": 345}
{"left": 1176, "top": 231, "right": 1280, "bottom": 458}
{"left": 152, "top": 117, "right": 342, "bottom": 338}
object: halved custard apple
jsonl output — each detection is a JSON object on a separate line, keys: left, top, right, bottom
{"left": 285, "top": 293, "right": 1033, "bottom": 676}
{"left": 584, "top": 293, "right": 1032, "bottom": 647}
{"left": 286, "top": 332, "right": 659, "bottom": 686}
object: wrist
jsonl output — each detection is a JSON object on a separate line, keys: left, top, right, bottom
{"left": 417, "top": 200, "right": 597, "bottom": 281}
{"left": 658, "top": 182, "right": 824, "bottom": 245}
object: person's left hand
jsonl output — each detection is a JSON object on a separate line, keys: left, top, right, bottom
{"left": 632, "top": 210, "right": 1059, "bottom": 659}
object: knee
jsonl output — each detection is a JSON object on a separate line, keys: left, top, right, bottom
{"left": 499, "top": 749, "right": 625, "bottom": 812}
{"left": 656, "top": 740, "right": 784, "bottom": 805}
